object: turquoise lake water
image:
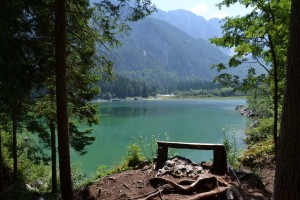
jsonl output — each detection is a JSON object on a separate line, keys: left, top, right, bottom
{"left": 71, "top": 99, "right": 248, "bottom": 176}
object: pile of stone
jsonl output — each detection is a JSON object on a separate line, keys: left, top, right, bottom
{"left": 156, "top": 156, "right": 204, "bottom": 178}
{"left": 235, "top": 105, "right": 257, "bottom": 117}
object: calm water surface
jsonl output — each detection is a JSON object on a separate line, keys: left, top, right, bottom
{"left": 72, "top": 99, "right": 248, "bottom": 176}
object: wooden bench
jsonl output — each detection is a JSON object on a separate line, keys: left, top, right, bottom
{"left": 155, "top": 141, "right": 228, "bottom": 174}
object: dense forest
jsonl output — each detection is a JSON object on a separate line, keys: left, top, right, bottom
{"left": 0, "top": 0, "right": 300, "bottom": 199}
{"left": 97, "top": 75, "right": 228, "bottom": 99}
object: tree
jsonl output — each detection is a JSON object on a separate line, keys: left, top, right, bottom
{"left": 54, "top": 0, "right": 74, "bottom": 198}
{"left": 274, "top": 0, "right": 300, "bottom": 199}
{"left": 0, "top": 0, "right": 50, "bottom": 182}
{"left": 1, "top": 0, "right": 155, "bottom": 197}
{"left": 210, "top": 0, "right": 290, "bottom": 155}
{"left": 53, "top": 0, "right": 155, "bottom": 198}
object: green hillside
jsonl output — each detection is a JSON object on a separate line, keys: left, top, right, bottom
{"left": 112, "top": 17, "right": 228, "bottom": 86}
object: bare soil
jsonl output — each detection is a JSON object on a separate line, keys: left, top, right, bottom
{"left": 74, "top": 164, "right": 273, "bottom": 200}
{"left": 257, "top": 164, "right": 275, "bottom": 193}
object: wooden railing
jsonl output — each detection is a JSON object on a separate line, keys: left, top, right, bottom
{"left": 155, "top": 141, "right": 228, "bottom": 174}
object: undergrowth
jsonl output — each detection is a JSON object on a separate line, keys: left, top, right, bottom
{"left": 96, "top": 133, "right": 175, "bottom": 178}
{"left": 221, "top": 128, "right": 239, "bottom": 167}
{"left": 239, "top": 117, "right": 275, "bottom": 169}
{"left": 96, "top": 143, "right": 146, "bottom": 178}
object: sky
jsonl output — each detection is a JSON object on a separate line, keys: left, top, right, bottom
{"left": 150, "top": 0, "right": 251, "bottom": 20}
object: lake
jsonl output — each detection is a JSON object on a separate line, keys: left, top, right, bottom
{"left": 72, "top": 99, "right": 248, "bottom": 176}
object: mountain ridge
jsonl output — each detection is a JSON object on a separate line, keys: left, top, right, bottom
{"left": 151, "top": 9, "right": 223, "bottom": 41}
{"left": 112, "top": 16, "right": 228, "bottom": 84}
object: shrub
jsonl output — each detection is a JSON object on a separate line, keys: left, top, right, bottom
{"left": 246, "top": 117, "right": 274, "bottom": 144}
{"left": 126, "top": 143, "right": 145, "bottom": 168}
{"left": 238, "top": 137, "right": 274, "bottom": 168}
{"left": 222, "top": 128, "right": 239, "bottom": 166}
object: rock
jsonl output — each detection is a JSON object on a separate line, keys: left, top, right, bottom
{"left": 156, "top": 156, "right": 203, "bottom": 178}
{"left": 81, "top": 185, "right": 102, "bottom": 200}
{"left": 235, "top": 105, "right": 258, "bottom": 118}
{"left": 165, "top": 160, "right": 175, "bottom": 167}
{"left": 251, "top": 120, "right": 260, "bottom": 128}
{"left": 107, "top": 176, "right": 117, "bottom": 181}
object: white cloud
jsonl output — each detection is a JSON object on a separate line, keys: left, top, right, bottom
{"left": 208, "top": 11, "right": 229, "bottom": 20}
{"left": 190, "top": 3, "right": 229, "bottom": 20}
{"left": 190, "top": 3, "right": 209, "bottom": 16}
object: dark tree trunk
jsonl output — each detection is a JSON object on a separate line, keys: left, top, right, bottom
{"left": 0, "top": 127, "right": 3, "bottom": 191}
{"left": 50, "top": 118, "right": 57, "bottom": 195}
{"left": 12, "top": 104, "right": 17, "bottom": 182}
{"left": 268, "top": 34, "right": 279, "bottom": 157}
{"left": 274, "top": 0, "right": 300, "bottom": 199}
{"left": 54, "top": 0, "right": 73, "bottom": 199}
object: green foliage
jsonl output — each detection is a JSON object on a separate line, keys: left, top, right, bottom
{"left": 245, "top": 118, "right": 274, "bottom": 144}
{"left": 136, "top": 133, "right": 176, "bottom": 162}
{"left": 136, "top": 134, "right": 159, "bottom": 162}
{"left": 174, "top": 87, "right": 244, "bottom": 98}
{"left": 96, "top": 143, "right": 146, "bottom": 178}
{"left": 239, "top": 117, "right": 275, "bottom": 168}
{"left": 71, "top": 162, "right": 95, "bottom": 189}
{"left": 239, "top": 137, "right": 274, "bottom": 168}
{"left": 210, "top": 0, "right": 289, "bottom": 93}
{"left": 95, "top": 133, "right": 176, "bottom": 179}
{"left": 96, "top": 165, "right": 110, "bottom": 178}
{"left": 18, "top": 156, "right": 51, "bottom": 194}
{"left": 222, "top": 128, "right": 239, "bottom": 166}
{"left": 98, "top": 75, "right": 156, "bottom": 98}
{"left": 0, "top": 0, "right": 157, "bottom": 198}
{"left": 211, "top": 0, "right": 289, "bottom": 159}
{"left": 1, "top": 130, "right": 52, "bottom": 194}
{"left": 98, "top": 76, "right": 226, "bottom": 99}
{"left": 126, "top": 144, "right": 146, "bottom": 168}
{"left": 247, "top": 84, "right": 273, "bottom": 117}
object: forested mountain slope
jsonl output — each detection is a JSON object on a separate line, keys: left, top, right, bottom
{"left": 151, "top": 9, "right": 222, "bottom": 41}
{"left": 112, "top": 17, "right": 228, "bottom": 86}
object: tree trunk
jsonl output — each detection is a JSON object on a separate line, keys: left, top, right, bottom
{"left": 54, "top": 0, "right": 73, "bottom": 199}
{"left": 268, "top": 34, "right": 279, "bottom": 157}
{"left": 0, "top": 127, "right": 3, "bottom": 191}
{"left": 50, "top": 118, "right": 57, "bottom": 195}
{"left": 12, "top": 103, "right": 17, "bottom": 182}
{"left": 274, "top": 0, "right": 300, "bottom": 199}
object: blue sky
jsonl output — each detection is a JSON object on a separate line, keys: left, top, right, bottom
{"left": 150, "top": 0, "right": 251, "bottom": 20}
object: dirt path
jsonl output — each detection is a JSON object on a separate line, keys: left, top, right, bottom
{"left": 75, "top": 160, "right": 272, "bottom": 200}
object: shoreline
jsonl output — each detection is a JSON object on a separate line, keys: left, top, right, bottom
{"left": 93, "top": 96, "right": 247, "bottom": 103}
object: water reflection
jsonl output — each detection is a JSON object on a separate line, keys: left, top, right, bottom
{"left": 72, "top": 99, "right": 248, "bottom": 176}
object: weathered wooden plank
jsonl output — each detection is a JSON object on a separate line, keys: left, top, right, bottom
{"left": 157, "top": 141, "right": 224, "bottom": 150}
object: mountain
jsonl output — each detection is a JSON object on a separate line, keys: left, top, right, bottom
{"left": 151, "top": 9, "right": 222, "bottom": 41}
{"left": 111, "top": 17, "right": 228, "bottom": 87}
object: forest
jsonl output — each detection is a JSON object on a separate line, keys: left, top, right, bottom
{"left": 97, "top": 75, "right": 238, "bottom": 99}
{"left": 0, "top": 0, "right": 300, "bottom": 199}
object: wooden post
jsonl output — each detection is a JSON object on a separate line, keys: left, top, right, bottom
{"left": 212, "top": 146, "right": 227, "bottom": 175}
{"left": 156, "top": 145, "right": 168, "bottom": 170}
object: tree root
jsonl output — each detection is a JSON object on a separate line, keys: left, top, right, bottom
{"left": 150, "top": 174, "right": 227, "bottom": 192}
{"left": 132, "top": 186, "right": 167, "bottom": 200}
{"left": 188, "top": 185, "right": 230, "bottom": 200}
{"left": 135, "top": 174, "right": 243, "bottom": 200}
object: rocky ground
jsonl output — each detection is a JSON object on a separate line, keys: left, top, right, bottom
{"left": 74, "top": 157, "right": 272, "bottom": 200}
